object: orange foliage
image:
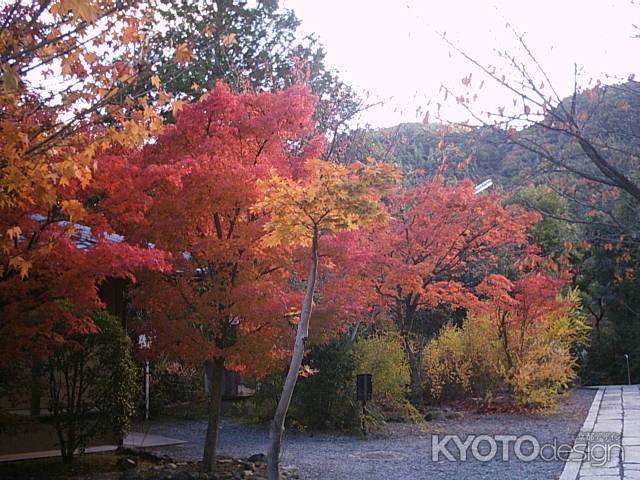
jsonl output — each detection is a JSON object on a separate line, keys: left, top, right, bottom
{"left": 101, "top": 83, "right": 324, "bottom": 377}
{"left": 361, "top": 178, "right": 541, "bottom": 319}
{"left": 0, "top": 1, "right": 170, "bottom": 363}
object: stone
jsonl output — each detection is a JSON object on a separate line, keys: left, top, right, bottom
{"left": 281, "top": 466, "right": 302, "bottom": 479}
{"left": 445, "top": 411, "right": 464, "bottom": 420}
{"left": 247, "top": 453, "right": 267, "bottom": 463}
{"left": 116, "top": 445, "right": 167, "bottom": 464}
{"left": 117, "top": 457, "right": 138, "bottom": 470}
{"left": 424, "top": 409, "right": 446, "bottom": 421}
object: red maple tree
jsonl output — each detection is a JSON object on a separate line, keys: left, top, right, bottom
{"left": 355, "top": 178, "right": 541, "bottom": 404}
{"left": 97, "top": 82, "right": 323, "bottom": 471}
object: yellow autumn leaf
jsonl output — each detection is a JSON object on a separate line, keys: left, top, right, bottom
{"left": 61, "top": 199, "right": 86, "bottom": 221}
{"left": 151, "top": 74, "right": 161, "bottom": 89}
{"left": 1, "top": 64, "right": 19, "bottom": 92}
{"left": 172, "top": 100, "right": 185, "bottom": 118}
{"left": 175, "top": 43, "right": 192, "bottom": 65}
{"left": 57, "top": 0, "right": 99, "bottom": 23}
{"left": 6, "top": 226, "right": 21, "bottom": 240}
{"left": 221, "top": 33, "right": 237, "bottom": 46}
{"left": 9, "top": 256, "right": 31, "bottom": 279}
{"left": 84, "top": 51, "right": 98, "bottom": 64}
{"left": 61, "top": 56, "right": 74, "bottom": 76}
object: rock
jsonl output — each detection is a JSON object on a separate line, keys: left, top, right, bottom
{"left": 117, "top": 457, "right": 137, "bottom": 470}
{"left": 424, "top": 409, "right": 446, "bottom": 421}
{"left": 281, "top": 465, "right": 302, "bottom": 479}
{"left": 241, "top": 470, "right": 254, "bottom": 479}
{"left": 167, "top": 463, "right": 178, "bottom": 469}
{"left": 445, "top": 411, "right": 464, "bottom": 420}
{"left": 116, "top": 445, "right": 167, "bottom": 463}
{"left": 246, "top": 453, "right": 266, "bottom": 463}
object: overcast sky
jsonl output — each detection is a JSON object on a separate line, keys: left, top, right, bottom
{"left": 280, "top": 0, "right": 639, "bottom": 127}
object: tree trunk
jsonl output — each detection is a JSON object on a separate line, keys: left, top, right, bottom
{"left": 30, "top": 361, "right": 42, "bottom": 417}
{"left": 404, "top": 341, "right": 424, "bottom": 407}
{"left": 267, "top": 228, "right": 319, "bottom": 480}
{"left": 202, "top": 358, "right": 225, "bottom": 473}
{"left": 61, "top": 446, "right": 73, "bottom": 465}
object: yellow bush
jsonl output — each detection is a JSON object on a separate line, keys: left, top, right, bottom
{"left": 423, "top": 288, "right": 589, "bottom": 408}
{"left": 354, "top": 331, "right": 422, "bottom": 422}
{"left": 424, "top": 315, "right": 503, "bottom": 403}
{"left": 508, "top": 288, "right": 589, "bottom": 408}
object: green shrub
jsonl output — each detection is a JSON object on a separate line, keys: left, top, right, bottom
{"left": 239, "top": 337, "right": 361, "bottom": 432}
{"left": 241, "top": 332, "right": 424, "bottom": 432}
{"left": 234, "top": 371, "right": 284, "bottom": 424}
{"left": 44, "top": 311, "right": 140, "bottom": 463}
{"left": 149, "top": 360, "right": 205, "bottom": 417}
{"left": 290, "top": 336, "right": 360, "bottom": 431}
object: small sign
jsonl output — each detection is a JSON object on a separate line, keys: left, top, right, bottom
{"left": 138, "top": 334, "right": 151, "bottom": 349}
{"left": 356, "top": 373, "right": 373, "bottom": 401}
{"left": 474, "top": 178, "right": 493, "bottom": 195}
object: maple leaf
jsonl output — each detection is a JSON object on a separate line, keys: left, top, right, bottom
{"left": 298, "top": 365, "right": 319, "bottom": 378}
{"left": 1, "top": 64, "right": 19, "bottom": 92}
{"left": 9, "top": 256, "right": 31, "bottom": 279}
{"left": 6, "top": 226, "right": 21, "bottom": 240}
{"left": 61, "top": 199, "right": 86, "bottom": 222}
{"left": 151, "top": 75, "right": 162, "bottom": 89}
{"left": 175, "top": 43, "right": 192, "bottom": 65}
{"left": 171, "top": 100, "right": 185, "bottom": 118}
{"left": 57, "top": 0, "right": 99, "bottom": 22}
{"left": 221, "top": 33, "right": 238, "bottom": 46}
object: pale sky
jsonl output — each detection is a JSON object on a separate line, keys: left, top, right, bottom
{"left": 280, "top": 0, "right": 639, "bottom": 127}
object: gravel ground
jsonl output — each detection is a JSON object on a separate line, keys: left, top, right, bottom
{"left": 136, "top": 388, "right": 595, "bottom": 480}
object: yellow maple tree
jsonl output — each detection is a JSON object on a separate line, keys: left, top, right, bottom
{"left": 254, "top": 158, "right": 400, "bottom": 480}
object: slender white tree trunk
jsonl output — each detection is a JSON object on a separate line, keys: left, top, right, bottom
{"left": 267, "top": 227, "right": 319, "bottom": 480}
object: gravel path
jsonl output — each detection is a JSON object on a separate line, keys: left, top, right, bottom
{"left": 136, "top": 389, "right": 595, "bottom": 480}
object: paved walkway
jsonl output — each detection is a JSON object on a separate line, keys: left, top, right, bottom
{"left": 560, "top": 385, "right": 640, "bottom": 480}
{"left": 0, "top": 432, "right": 184, "bottom": 462}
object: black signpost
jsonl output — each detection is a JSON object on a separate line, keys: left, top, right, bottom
{"left": 356, "top": 373, "right": 373, "bottom": 435}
